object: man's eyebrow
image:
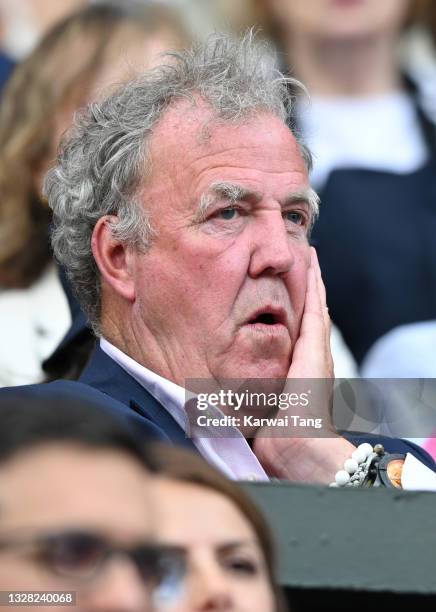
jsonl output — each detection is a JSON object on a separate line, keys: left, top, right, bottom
{"left": 194, "top": 181, "right": 260, "bottom": 223}
{"left": 211, "top": 181, "right": 260, "bottom": 203}
{"left": 283, "top": 187, "right": 320, "bottom": 221}
{"left": 194, "top": 181, "right": 319, "bottom": 223}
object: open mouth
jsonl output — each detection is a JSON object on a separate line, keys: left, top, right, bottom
{"left": 246, "top": 308, "right": 287, "bottom": 328}
{"left": 249, "top": 312, "right": 280, "bottom": 325}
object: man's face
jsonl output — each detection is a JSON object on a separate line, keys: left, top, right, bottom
{"left": 0, "top": 444, "right": 153, "bottom": 611}
{"left": 130, "top": 105, "right": 313, "bottom": 385}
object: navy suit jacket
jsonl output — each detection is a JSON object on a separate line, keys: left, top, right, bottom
{"left": 313, "top": 162, "right": 436, "bottom": 363}
{"left": 2, "top": 345, "right": 434, "bottom": 471}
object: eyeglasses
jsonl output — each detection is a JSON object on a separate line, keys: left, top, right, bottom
{"left": 0, "top": 529, "right": 186, "bottom": 597}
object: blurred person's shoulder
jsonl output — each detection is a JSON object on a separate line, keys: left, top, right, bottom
{"left": 0, "top": 264, "right": 70, "bottom": 387}
{"left": 361, "top": 321, "right": 436, "bottom": 378}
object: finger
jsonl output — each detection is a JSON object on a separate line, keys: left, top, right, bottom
{"left": 310, "top": 247, "right": 326, "bottom": 304}
{"left": 310, "top": 248, "right": 334, "bottom": 375}
{"left": 296, "top": 266, "right": 325, "bottom": 351}
{"left": 288, "top": 250, "right": 333, "bottom": 379}
{"left": 303, "top": 249, "right": 323, "bottom": 317}
{"left": 311, "top": 247, "right": 330, "bottom": 333}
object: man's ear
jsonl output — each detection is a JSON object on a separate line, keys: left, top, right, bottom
{"left": 91, "top": 216, "right": 136, "bottom": 303}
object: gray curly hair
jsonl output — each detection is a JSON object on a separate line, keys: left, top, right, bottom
{"left": 45, "top": 31, "right": 312, "bottom": 333}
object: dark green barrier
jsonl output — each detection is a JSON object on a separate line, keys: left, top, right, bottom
{"left": 242, "top": 482, "right": 436, "bottom": 595}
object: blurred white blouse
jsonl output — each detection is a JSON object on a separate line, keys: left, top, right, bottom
{"left": 0, "top": 264, "right": 70, "bottom": 386}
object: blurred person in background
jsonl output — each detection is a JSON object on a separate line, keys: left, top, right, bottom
{"left": 150, "top": 446, "right": 288, "bottom": 612}
{"left": 0, "top": 18, "right": 14, "bottom": 93}
{"left": 0, "top": 2, "right": 191, "bottom": 387}
{"left": 361, "top": 319, "right": 436, "bottom": 460}
{"left": 0, "top": 0, "right": 86, "bottom": 61}
{"left": 0, "top": 396, "right": 172, "bottom": 611}
{"left": 260, "top": 0, "right": 436, "bottom": 368}
{"left": 0, "top": 0, "right": 86, "bottom": 93}
{"left": 362, "top": 320, "right": 436, "bottom": 378}
{"left": 0, "top": 47, "right": 13, "bottom": 92}
{"left": 182, "top": 0, "right": 268, "bottom": 38}
{"left": 0, "top": 394, "right": 288, "bottom": 611}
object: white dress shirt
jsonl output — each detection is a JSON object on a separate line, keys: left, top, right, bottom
{"left": 100, "top": 339, "right": 436, "bottom": 489}
{"left": 100, "top": 338, "right": 268, "bottom": 481}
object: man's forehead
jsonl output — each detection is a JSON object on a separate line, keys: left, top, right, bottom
{"left": 149, "top": 98, "right": 304, "bottom": 169}
{"left": 146, "top": 99, "right": 309, "bottom": 210}
{"left": 153, "top": 98, "right": 211, "bottom": 142}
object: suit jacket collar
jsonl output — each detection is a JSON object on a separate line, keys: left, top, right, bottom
{"left": 80, "top": 345, "right": 196, "bottom": 450}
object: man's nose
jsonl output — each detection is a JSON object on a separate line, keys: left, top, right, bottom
{"left": 81, "top": 556, "right": 152, "bottom": 612}
{"left": 248, "top": 211, "right": 295, "bottom": 278}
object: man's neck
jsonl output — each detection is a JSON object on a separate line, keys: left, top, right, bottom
{"left": 102, "top": 309, "right": 205, "bottom": 388}
{"left": 287, "top": 31, "right": 402, "bottom": 97}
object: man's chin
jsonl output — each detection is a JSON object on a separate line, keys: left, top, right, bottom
{"left": 211, "top": 332, "right": 292, "bottom": 385}
{"left": 237, "top": 331, "right": 292, "bottom": 378}
{"left": 218, "top": 356, "right": 290, "bottom": 383}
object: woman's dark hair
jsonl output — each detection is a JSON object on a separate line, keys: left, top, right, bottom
{"left": 0, "top": 392, "right": 154, "bottom": 468}
{"left": 148, "top": 445, "right": 288, "bottom": 612}
{"left": 0, "top": 1, "right": 190, "bottom": 288}
{"left": 416, "top": 0, "right": 436, "bottom": 44}
{"left": 0, "top": 392, "right": 287, "bottom": 609}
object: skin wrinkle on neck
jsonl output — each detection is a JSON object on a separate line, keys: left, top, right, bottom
{"left": 101, "top": 270, "right": 206, "bottom": 386}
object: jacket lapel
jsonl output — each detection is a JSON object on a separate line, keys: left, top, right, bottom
{"left": 80, "top": 346, "right": 196, "bottom": 450}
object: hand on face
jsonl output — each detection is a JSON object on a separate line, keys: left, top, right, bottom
{"left": 287, "top": 246, "right": 333, "bottom": 379}
{"left": 253, "top": 250, "right": 357, "bottom": 483}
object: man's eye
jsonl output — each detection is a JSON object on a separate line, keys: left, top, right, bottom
{"left": 217, "top": 207, "right": 238, "bottom": 220}
{"left": 285, "top": 211, "right": 305, "bottom": 225}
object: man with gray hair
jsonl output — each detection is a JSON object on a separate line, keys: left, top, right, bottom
{"left": 10, "top": 33, "right": 434, "bottom": 483}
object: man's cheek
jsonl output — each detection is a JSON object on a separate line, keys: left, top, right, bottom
{"left": 294, "top": 247, "right": 310, "bottom": 296}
